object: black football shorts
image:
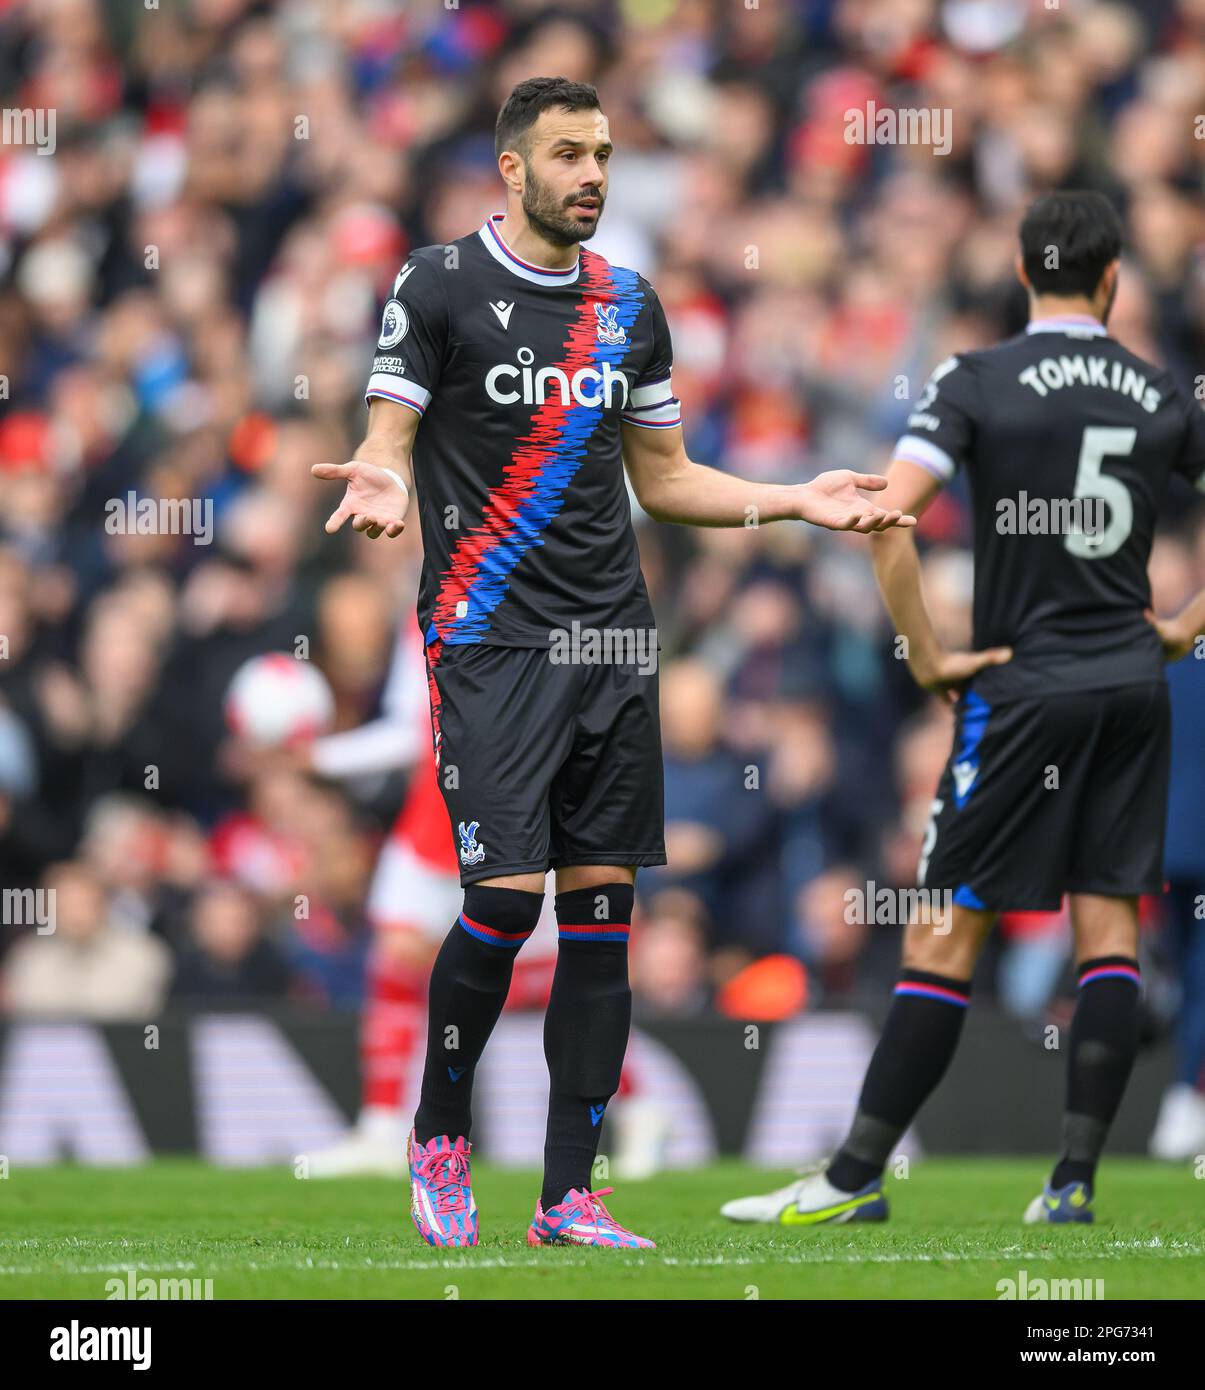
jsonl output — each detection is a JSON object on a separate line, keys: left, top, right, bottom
{"left": 919, "top": 681, "right": 1170, "bottom": 912}
{"left": 425, "top": 641, "right": 666, "bottom": 886}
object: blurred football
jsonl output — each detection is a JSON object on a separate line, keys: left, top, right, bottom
{"left": 223, "top": 653, "right": 335, "bottom": 747}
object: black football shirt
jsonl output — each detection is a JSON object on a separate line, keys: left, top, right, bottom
{"left": 365, "top": 215, "right": 679, "bottom": 648}
{"left": 895, "top": 316, "right": 1205, "bottom": 700}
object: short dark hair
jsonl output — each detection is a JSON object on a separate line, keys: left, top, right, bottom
{"left": 1019, "top": 191, "right": 1124, "bottom": 298}
{"left": 494, "top": 76, "right": 601, "bottom": 159}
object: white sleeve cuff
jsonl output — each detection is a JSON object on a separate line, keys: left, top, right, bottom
{"left": 894, "top": 434, "right": 957, "bottom": 483}
{"left": 622, "top": 403, "right": 682, "bottom": 428}
{"left": 623, "top": 374, "right": 680, "bottom": 427}
{"left": 365, "top": 373, "right": 431, "bottom": 416}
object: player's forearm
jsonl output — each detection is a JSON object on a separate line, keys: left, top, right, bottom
{"left": 871, "top": 528, "right": 942, "bottom": 669}
{"left": 635, "top": 459, "right": 804, "bottom": 528}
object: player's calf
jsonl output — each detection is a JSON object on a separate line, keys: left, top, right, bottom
{"left": 540, "top": 882, "right": 633, "bottom": 1214}
{"left": 1042, "top": 948, "right": 1142, "bottom": 1205}
{"left": 819, "top": 905, "right": 990, "bottom": 1197}
{"left": 527, "top": 881, "right": 656, "bottom": 1248}
{"left": 408, "top": 884, "right": 542, "bottom": 1246}
{"left": 720, "top": 967, "right": 972, "bottom": 1223}
{"left": 413, "top": 884, "right": 543, "bottom": 1145}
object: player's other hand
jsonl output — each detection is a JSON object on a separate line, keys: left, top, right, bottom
{"left": 911, "top": 646, "right": 1013, "bottom": 704}
{"left": 312, "top": 460, "right": 408, "bottom": 539}
{"left": 799, "top": 471, "right": 918, "bottom": 533}
{"left": 1144, "top": 609, "right": 1197, "bottom": 663}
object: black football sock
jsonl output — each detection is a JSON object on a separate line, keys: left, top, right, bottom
{"left": 827, "top": 969, "right": 971, "bottom": 1193}
{"left": 412, "top": 885, "right": 542, "bottom": 1145}
{"left": 540, "top": 883, "right": 634, "bottom": 1213}
{"left": 1050, "top": 956, "right": 1141, "bottom": 1193}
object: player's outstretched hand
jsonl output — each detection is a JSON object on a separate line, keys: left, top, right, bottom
{"left": 312, "top": 460, "right": 408, "bottom": 539}
{"left": 911, "top": 647, "right": 1014, "bottom": 704}
{"left": 799, "top": 471, "right": 918, "bottom": 533}
{"left": 1144, "top": 609, "right": 1196, "bottom": 663}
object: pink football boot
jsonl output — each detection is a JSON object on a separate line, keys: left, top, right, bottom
{"left": 407, "top": 1131, "right": 478, "bottom": 1247}
{"left": 527, "top": 1187, "right": 655, "bottom": 1249}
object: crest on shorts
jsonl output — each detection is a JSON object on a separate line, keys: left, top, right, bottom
{"left": 458, "top": 820, "right": 485, "bottom": 867}
{"left": 594, "top": 302, "right": 625, "bottom": 346}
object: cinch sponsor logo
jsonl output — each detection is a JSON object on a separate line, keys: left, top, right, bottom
{"left": 485, "top": 347, "right": 630, "bottom": 409}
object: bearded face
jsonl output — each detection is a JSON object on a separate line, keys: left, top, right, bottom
{"left": 520, "top": 161, "right": 606, "bottom": 248}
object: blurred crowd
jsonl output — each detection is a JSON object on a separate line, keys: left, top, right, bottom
{"left": 1, "top": 0, "right": 1204, "bottom": 1026}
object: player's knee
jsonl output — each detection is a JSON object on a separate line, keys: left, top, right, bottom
{"left": 553, "top": 882, "right": 634, "bottom": 949}
{"left": 904, "top": 901, "right": 994, "bottom": 975}
{"left": 556, "top": 865, "right": 637, "bottom": 894}
{"left": 457, "top": 884, "right": 543, "bottom": 960}
{"left": 1069, "top": 894, "right": 1138, "bottom": 959}
{"left": 901, "top": 915, "right": 974, "bottom": 976}
{"left": 476, "top": 871, "right": 546, "bottom": 894}
{"left": 1074, "top": 926, "right": 1139, "bottom": 962}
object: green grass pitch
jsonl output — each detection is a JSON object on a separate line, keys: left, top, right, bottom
{"left": 1, "top": 1158, "right": 1201, "bottom": 1300}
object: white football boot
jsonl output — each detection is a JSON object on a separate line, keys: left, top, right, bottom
{"left": 720, "top": 1165, "right": 888, "bottom": 1225}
